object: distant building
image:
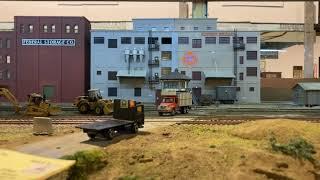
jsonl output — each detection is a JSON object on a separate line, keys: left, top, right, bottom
{"left": 0, "top": 16, "right": 91, "bottom": 102}
{"left": 91, "top": 18, "right": 261, "bottom": 103}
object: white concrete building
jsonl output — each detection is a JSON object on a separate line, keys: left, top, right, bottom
{"left": 91, "top": 18, "right": 260, "bottom": 103}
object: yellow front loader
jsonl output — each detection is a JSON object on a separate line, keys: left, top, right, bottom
{"left": 0, "top": 88, "right": 61, "bottom": 117}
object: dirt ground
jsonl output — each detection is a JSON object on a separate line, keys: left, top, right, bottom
{"left": 90, "top": 119, "right": 320, "bottom": 180}
{"left": 0, "top": 125, "right": 81, "bottom": 149}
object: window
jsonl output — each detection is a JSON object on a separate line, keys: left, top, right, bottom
{"left": 293, "top": 66, "right": 303, "bottom": 79}
{"left": 94, "top": 37, "right": 104, "bottom": 44}
{"left": 97, "top": 71, "right": 102, "bottom": 75}
{"left": 205, "top": 37, "right": 216, "bottom": 44}
{"left": 134, "top": 88, "right": 141, "bottom": 97}
{"left": 239, "top": 72, "right": 244, "bottom": 80}
{"left": 108, "top": 71, "right": 117, "bottom": 80}
{"left": 0, "top": 39, "right": 2, "bottom": 48}
{"left": 74, "top": 25, "right": 79, "bottom": 33}
{"left": 148, "top": 37, "right": 158, "bottom": 44}
{"left": 247, "top": 51, "right": 258, "bottom": 60}
{"left": 134, "top": 37, "right": 145, "bottom": 44}
{"left": 247, "top": 37, "right": 257, "bottom": 44}
{"left": 151, "top": 27, "right": 157, "bottom": 31}
{"left": 0, "top": 56, "right": 3, "bottom": 63}
{"left": 20, "top": 24, "right": 25, "bottom": 33}
{"left": 161, "top": 51, "right": 172, "bottom": 61}
{"left": 108, "top": 87, "right": 117, "bottom": 97}
{"left": 161, "top": 67, "right": 171, "bottom": 76}
{"left": 194, "top": 27, "right": 199, "bottom": 30}
{"left": 219, "top": 37, "right": 230, "bottom": 44}
{"left": 239, "top": 56, "right": 244, "bottom": 64}
{"left": 164, "top": 27, "right": 169, "bottom": 31}
{"left": 108, "top": 39, "right": 117, "bottom": 48}
{"left": 206, "top": 26, "right": 212, "bottom": 30}
{"left": 249, "top": 87, "right": 255, "bottom": 92}
{"left": 236, "top": 87, "right": 241, "bottom": 91}
{"left": 192, "top": 39, "right": 202, "bottom": 48}
{"left": 65, "top": 25, "right": 71, "bottom": 33}
{"left": 6, "top": 56, "right": 10, "bottom": 64}
{"left": 28, "top": 24, "right": 33, "bottom": 33}
{"left": 181, "top": 71, "right": 186, "bottom": 75}
{"left": 6, "top": 39, "right": 10, "bottom": 48}
{"left": 121, "top": 37, "right": 131, "bottom": 44}
{"left": 180, "top": 26, "right": 185, "bottom": 30}
{"left": 161, "top": 37, "right": 172, "bottom": 44}
{"left": 43, "top": 85, "right": 55, "bottom": 99}
{"left": 43, "top": 25, "right": 48, "bottom": 33}
{"left": 51, "top": 24, "right": 56, "bottom": 33}
{"left": 178, "top": 37, "right": 189, "bottom": 44}
{"left": 192, "top": 71, "right": 201, "bottom": 80}
{"left": 246, "top": 67, "right": 258, "bottom": 77}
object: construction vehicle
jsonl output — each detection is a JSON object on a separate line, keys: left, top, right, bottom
{"left": 0, "top": 88, "right": 61, "bottom": 116}
{"left": 157, "top": 89, "right": 192, "bottom": 116}
{"left": 73, "top": 89, "right": 113, "bottom": 115}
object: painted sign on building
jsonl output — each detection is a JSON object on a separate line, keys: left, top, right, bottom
{"left": 182, "top": 51, "right": 198, "bottom": 66}
{"left": 22, "top": 39, "right": 76, "bottom": 46}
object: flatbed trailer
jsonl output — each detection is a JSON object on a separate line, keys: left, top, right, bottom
{"left": 77, "top": 99, "right": 144, "bottom": 140}
{"left": 77, "top": 119, "right": 139, "bottom": 140}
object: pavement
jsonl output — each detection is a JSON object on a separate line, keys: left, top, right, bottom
{"left": 14, "top": 121, "right": 176, "bottom": 158}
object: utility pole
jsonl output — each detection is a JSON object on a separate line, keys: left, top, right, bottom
{"left": 304, "top": 1, "right": 316, "bottom": 78}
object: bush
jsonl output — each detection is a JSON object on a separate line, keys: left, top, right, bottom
{"left": 61, "top": 149, "right": 108, "bottom": 180}
{"left": 270, "top": 136, "right": 316, "bottom": 163}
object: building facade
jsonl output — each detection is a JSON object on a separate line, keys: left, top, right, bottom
{"left": 0, "top": 16, "right": 91, "bottom": 102}
{"left": 91, "top": 18, "right": 260, "bottom": 103}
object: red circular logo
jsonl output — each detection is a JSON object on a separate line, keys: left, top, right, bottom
{"left": 182, "top": 51, "right": 198, "bottom": 67}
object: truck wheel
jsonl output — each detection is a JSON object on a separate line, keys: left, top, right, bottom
{"left": 171, "top": 110, "right": 176, "bottom": 116}
{"left": 158, "top": 112, "right": 163, "bottom": 116}
{"left": 87, "top": 133, "right": 96, "bottom": 140}
{"left": 95, "top": 106, "right": 104, "bottom": 115}
{"left": 79, "top": 104, "right": 89, "bottom": 114}
{"left": 104, "top": 129, "right": 115, "bottom": 140}
{"left": 131, "top": 123, "right": 139, "bottom": 134}
{"left": 180, "top": 108, "right": 185, "bottom": 114}
{"left": 185, "top": 108, "right": 189, "bottom": 114}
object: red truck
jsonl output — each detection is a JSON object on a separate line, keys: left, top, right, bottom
{"left": 157, "top": 90, "right": 192, "bottom": 116}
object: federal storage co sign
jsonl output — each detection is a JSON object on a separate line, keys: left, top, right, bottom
{"left": 22, "top": 39, "right": 76, "bottom": 46}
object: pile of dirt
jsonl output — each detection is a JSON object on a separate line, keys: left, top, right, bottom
{"left": 90, "top": 120, "right": 320, "bottom": 180}
{"left": 231, "top": 119, "right": 320, "bottom": 144}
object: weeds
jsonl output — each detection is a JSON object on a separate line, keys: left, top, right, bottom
{"left": 270, "top": 136, "right": 316, "bottom": 163}
{"left": 61, "top": 149, "right": 108, "bottom": 180}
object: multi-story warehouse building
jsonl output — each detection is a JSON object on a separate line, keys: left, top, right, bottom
{"left": 91, "top": 18, "right": 260, "bottom": 103}
{"left": 0, "top": 16, "right": 91, "bottom": 102}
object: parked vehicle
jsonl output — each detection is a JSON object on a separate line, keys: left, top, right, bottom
{"left": 157, "top": 90, "right": 192, "bottom": 116}
{"left": 77, "top": 99, "right": 144, "bottom": 140}
{"left": 215, "top": 86, "right": 237, "bottom": 104}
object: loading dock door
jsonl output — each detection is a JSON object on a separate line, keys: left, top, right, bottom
{"left": 43, "top": 85, "right": 55, "bottom": 100}
{"left": 192, "top": 88, "right": 202, "bottom": 104}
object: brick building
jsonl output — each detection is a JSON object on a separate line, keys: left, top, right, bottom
{"left": 0, "top": 16, "right": 90, "bottom": 102}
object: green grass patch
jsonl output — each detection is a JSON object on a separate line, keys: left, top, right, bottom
{"left": 61, "top": 149, "right": 108, "bottom": 180}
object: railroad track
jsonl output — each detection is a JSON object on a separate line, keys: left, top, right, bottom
{"left": 1, "top": 117, "right": 320, "bottom": 125}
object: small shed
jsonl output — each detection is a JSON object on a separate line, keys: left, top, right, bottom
{"left": 292, "top": 82, "right": 320, "bottom": 106}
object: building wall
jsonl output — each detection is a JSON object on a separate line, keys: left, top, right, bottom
{"left": 262, "top": 37, "right": 320, "bottom": 78}
{"left": 0, "top": 31, "right": 16, "bottom": 95}
{"left": 91, "top": 19, "right": 261, "bottom": 103}
{"left": 0, "top": 16, "right": 91, "bottom": 102}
